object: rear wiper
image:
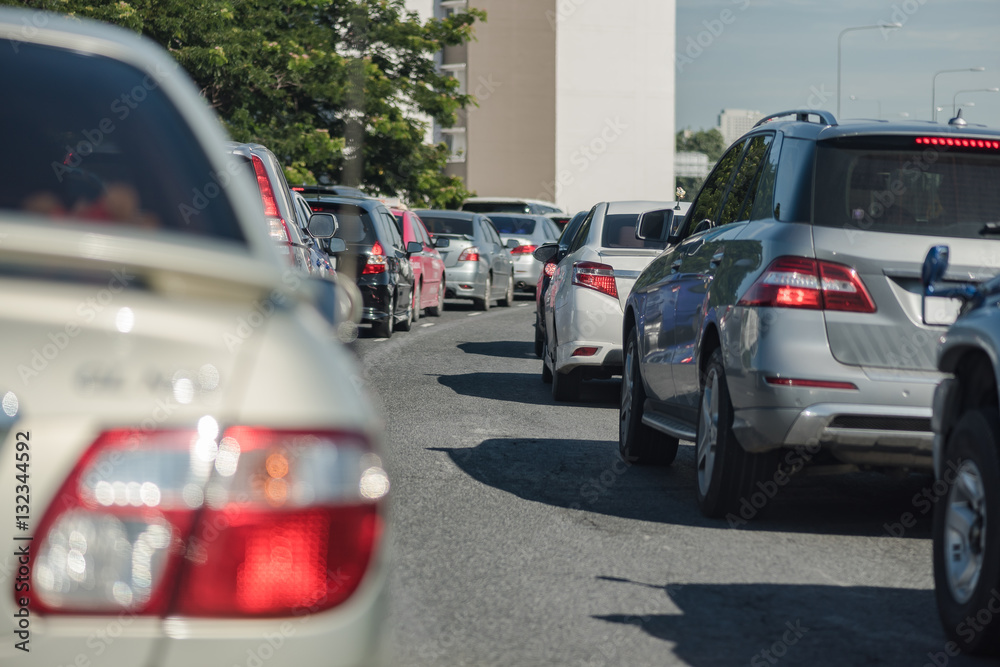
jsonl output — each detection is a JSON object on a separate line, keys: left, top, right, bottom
{"left": 979, "top": 222, "right": 1000, "bottom": 235}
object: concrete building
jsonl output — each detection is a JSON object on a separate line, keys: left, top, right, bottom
{"left": 412, "top": 0, "right": 676, "bottom": 214}
{"left": 674, "top": 151, "right": 711, "bottom": 180}
{"left": 717, "top": 108, "right": 764, "bottom": 147}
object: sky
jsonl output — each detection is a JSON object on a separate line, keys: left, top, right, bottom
{"left": 675, "top": 0, "right": 1000, "bottom": 131}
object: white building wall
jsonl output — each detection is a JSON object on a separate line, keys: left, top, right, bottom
{"left": 554, "top": 0, "right": 675, "bottom": 214}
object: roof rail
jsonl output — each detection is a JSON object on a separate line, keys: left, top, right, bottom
{"left": 753, "top": 110, "right": 838, "bottom": 128}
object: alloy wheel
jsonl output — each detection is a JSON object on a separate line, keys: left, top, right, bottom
{"left": 945, "top": 460, "right": 987, "bottom": 604}
{"left": 696, "top": 368, "right": 720, "bottom": 496}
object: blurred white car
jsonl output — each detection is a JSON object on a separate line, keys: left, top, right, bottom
{"left": 0, "top": 10, "right": 387, "bottom": 667}
{"left": 540, "top": 201, "right": 688, "bottom": 401}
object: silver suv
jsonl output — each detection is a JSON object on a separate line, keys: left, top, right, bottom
{"left": 620, "top": 109, "right": 1000, "bottom": 518}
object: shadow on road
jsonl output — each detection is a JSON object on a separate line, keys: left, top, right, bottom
{"left": 457, "top": 341, "right": 536, "bottom": 360}
{"left": 593, "top": 581, "right": 984, "bottom": 666}
{"left": 431, "top": 437, "right": 937, "bottom": 538}
{"left": 437, "top": 372, "right": 619, "bottom": 406}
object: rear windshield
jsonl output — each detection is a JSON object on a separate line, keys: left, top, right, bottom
{"left": 489, "top": 216, "right": 536, "bottom": 235}
{"left": 420, "top": 216, "right": 473, "bottom": 236}
{"left": 814, "top": 136, "right": 1000, "bottom": 238}
{"left": 0, "top": 41, "right": 244, "bottom": 242}
{"left": 307, "top": 201, "right": 374, "bottom": 244}
{"left": 601, "top": 214, "right": 667, "bottom": 250}
{"left": 462, "top": 202, "right": 530, "bottom": 214}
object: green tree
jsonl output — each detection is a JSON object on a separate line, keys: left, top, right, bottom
{"left": 675, "top": 127, "right": 726, "bottom": 197}
{"left": 10, "top": 0, "right": 483, "bottom": 208}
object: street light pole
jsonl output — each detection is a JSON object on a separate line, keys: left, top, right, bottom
{"left": 951, "top": 87, "right": 999, "bottom": 118}
{"left": 932, "top": 67, "right": 986, "bottom": 121}
{"left": 837, "top": 24, "right": 900, "bottom": 119}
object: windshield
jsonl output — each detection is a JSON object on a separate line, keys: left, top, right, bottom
{"left": 462, "top": 202, "right": 530, "bottom": 214}
{"left": 813, "top": 136, "right": 1000, "bottom": 238}
{"left": 0, "top": 41, "right": 244, "bottom": 242}
{"left": 600, "top": 213, "right": 667, "bottom": 249}
{"left": 307, "top": 201, "right": 375, "bottom": 244}
{"left": 420, "top": 216, "right": 473, "bottom": 236}
{"left": 488, "top": 216, "right": 536, "bottom": 235}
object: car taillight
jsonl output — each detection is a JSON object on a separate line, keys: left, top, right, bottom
{"left": 543, "top": 261, "right": 557, "bottom": 277}
{"left": 457, "top": 247, "right": 480, "bottom": 262}
{"left": 572, "top": 262, "right": 618, "bottom": 298}
{"left": 362, "top": 241, "right": 387, "bottom": 275}
{"left": 252, "top": 155, "right": 291, "bottom": 251}
{"left": 28, "top": 425, "right": 386, "bottom": 617}
{"left": 737, "top": 256, "right": 875, "bottom": 313}
{"left": 510, "top": 244, "right": 537, "bottom": 256}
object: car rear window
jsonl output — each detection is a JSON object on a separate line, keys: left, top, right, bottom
{"left": 307, "top": 201, "right": 375, "bottom": 244}
{"left": 420, "top": 216, "right": 473, "bottom": 236}
{"left": 600, "top": 214, "right": 667, "bottom": 250}
{"left": 0, "top": 40, "right": 244, "bottom": 242}
{"left": 489, "top": 216, "right": 536, "bottom": 235}
{"left": 462, "top": 202, "right": 530, "bottom": 214}
{"left": 813, "top": 136, "right": 1000, "bottom": 238}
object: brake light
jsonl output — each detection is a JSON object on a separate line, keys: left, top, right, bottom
{"left": 738, "top": 257, "right": 875, "bottom": 313}
{"left": 572, "top": 262, "right": 618, "bottom": 298}
{"left": 572, "top": 347, "right": 599, "bottom": 357}
{"left": 457, "top": 247, "right": 480, "bottom": 262}
{"left": 362, "top": 241, "right": 388, "bottom": 275}
{"left": 510, "top": 244, "right": 537, "bottom": 256}
{"left": 252, "top": 155, "right": 291, "bottom": 252}
{"left": 544, "top": 261, "right": 557, "bottom": 277}
{"left": 28, "top": 425, "right": 386, "bottom": 617}
{"left": 916, "top": 137, "right": 1000, "bottom": 150}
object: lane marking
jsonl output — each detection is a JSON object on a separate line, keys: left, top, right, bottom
{"left": 468, "top": 312, "right": 482, "bottom": 317}
{"left": 421, "top": 323, "right": 435, "bottom": 328}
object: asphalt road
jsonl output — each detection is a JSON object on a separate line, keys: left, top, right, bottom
{"left": 351, "top": 296, "right": 989, "bottom": 667}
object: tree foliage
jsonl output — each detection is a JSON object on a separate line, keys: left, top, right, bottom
{"left": 675, "top": 127, "right": 726, "bottom": 198}
{"left": 12, "top": 0, "right": 484, "bottom": 208}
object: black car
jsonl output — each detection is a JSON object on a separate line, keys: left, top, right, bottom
{"left": 305, "top": 194, "right": 420, "bottom": 337}
{"left": 532, "top": 210, "right": 588, "bottom": 357}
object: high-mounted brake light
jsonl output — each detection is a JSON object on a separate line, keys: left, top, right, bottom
{"left": 916, "top": 137, "right": 1000, "bottom": 150}
{"left": 738, "top": 256, "right": 875, "bottom": 313}
{"left": 510, "top": 244, "right": 537, "bottom": 256}
{"left": 28, "top": 425, "right": 386, "bottom": 618}
{"left": 362, "top": 241, "right": 388, "bottom": 275}
{"left": 572, "top": 262, "right": 618, "bottom": 298}
{"left": 457, "top": 247, "right": 480, "bottom": 262}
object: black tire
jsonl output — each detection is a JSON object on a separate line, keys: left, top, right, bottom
{"left": 695, "top": 348, "right": 780, "bottom": 518}
{"left": 372, "top": 293, "right": 394, "bottom": 338}
{"left": 620, "top": 329, "right": 678, "bottom": 466}
{"left": 476, "top": 274, "right": 492, "bottom": 311}
{"left": 499, "top": 273, "right": 514, "bottom": 307}
{"left": 412, "top": 284, "right": 420, "bottom": 323}
{"left": 552, "top": 366, "right": 581, "bottom": 402}
{"left": 534, "top": 322, "right": 544, "bottom": 359}
{"left": 427, "top": 279, "right": 444, "bottom": 317}
{"left": 933, "top": 408, "right": 1000, "bottom": 656}
{"left": 541, "top": 340, "right": 553, "bottom": 384}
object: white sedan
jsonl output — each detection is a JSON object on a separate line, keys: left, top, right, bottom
{"left": 0, "top": 10, "right": 387, "bottom": 667}
{"left": 541, "top": 200, "right": 689, "bottom": 401}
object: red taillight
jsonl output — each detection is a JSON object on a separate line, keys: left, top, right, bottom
{"left": 457, "top": 247, "right": 480, "bottom": 262}
{"left": 572, "top": 347, "right": 599, "bottom": 357}
{"left": 510, "top": 244, "right": 537, "bottom": 256}
{"left": 543, "top": 261, "right": 557, "bottom": 277}
{"left": 252, "top": 155, "right": 291, "bottom": 250}
{"left": 916, "top": 137, "right": 1000, "bottom": 150}
{"left": 362, "top": 241, "right": 387, "bottom": 275}
{"left": 765, "top": 377, "right": 858, "bottom": 390}
{"left": 28, "top": 426, "right": 386, "bottom": 618}
{"left": 737, "top": 257, "right": 875, "bottom": 313}
{"left": 572, "top": 261, "right": 618, "bottom": 298}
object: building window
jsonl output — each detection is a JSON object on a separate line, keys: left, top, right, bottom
{"left": 438, "top": 0, "right": 468, "bottom": 18}
{"left": 441, "top": 63, "right": 467, "bottom": 95}
{"left": 441, "top": 128, "right": 466, "bottom": 163}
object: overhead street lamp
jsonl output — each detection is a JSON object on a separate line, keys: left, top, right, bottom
{"left": 952, "top": 87, "right": 999, "bottom": 117}
{"left": 849, "top": 94, "right": 882, "bottom": 120}
{"left": 932, "top": 67, "right": 985, "bottom": 121}
{"left": 837, "top": 24, "right": 900, "bottom": 119}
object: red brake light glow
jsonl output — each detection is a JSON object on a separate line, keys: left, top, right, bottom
{"left": 362, "top": 241, "right": 387, "bottom": 274}
{"left": 510, "top": 244, "right": 537, "bottom": 256}
{"left": 738, "top": 257, "right": 875, "bottom": 313}
{"left": 544, "top": 261, "right": 557, "bottom": 277}
{"left": 572, "top": 262, "right": 618, "bottom": 298}
{"left": 457, "top": 247, "right": 480, "bottom": 262}
{"left": 915, "top": 137, "right": 1000, "bottom": 150}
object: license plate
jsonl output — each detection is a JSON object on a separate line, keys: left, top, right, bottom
{"left": 923, "top": 295, "right": 962, "bottom": 326}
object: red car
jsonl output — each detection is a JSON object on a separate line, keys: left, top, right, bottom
{"left": 392, "top": 208, "right": 446, "bottom": 318}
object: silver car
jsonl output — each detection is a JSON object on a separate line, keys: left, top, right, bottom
{"left": 621, "top": 109, "right": 1000, "bottom": 518}
{"left": 414, "top": 210, "right": 517, "bottom": 310}
{"left": 488, "top": 213, "right": 563, "bottom": 293}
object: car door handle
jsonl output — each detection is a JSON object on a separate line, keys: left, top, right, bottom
{"left": 710, "top": 249, "right": 725, "bottom": 268}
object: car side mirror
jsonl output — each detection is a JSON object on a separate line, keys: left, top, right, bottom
{"left": 533, "top": 243, "right": 558, "bottom": 263}
{"left": 505, "top": 238, "right": 520, "bottom": 249}
{"left": 922, "top": 245, "right": 950, "bottom": 295}
{"left": 326, "top": 237, "right": 347, "bottom": 254}
{"left": 435, "top": 237, "right": 450, "bottom": 248}
{"left": 636, "top": 209, "right": 675, "bottom": 241}
{"left": 406, "top": 241, "right": 423, "bottom": 255}
{"left": 307, "top": 213, "right": 338, "bottom": 239}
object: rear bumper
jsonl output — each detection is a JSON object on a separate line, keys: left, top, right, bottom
{"left": 443, "top": 263, "right": 482, "bottom": 299}
{"left": 553, "top": 287, "right": 625, "bottom": 376}
{"left": 358, "top": 282, "right": 392, "bottom": 323}
{"left": 513, "top": 256, "right": 540, "bottom": 291}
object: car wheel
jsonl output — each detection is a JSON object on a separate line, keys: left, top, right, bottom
{"left": 534, "top": 321, "right": 544, "bottom": 359}
{"left": 499, "top": 273, "right": 514, "bottom": 307}
{"left": 620, "top": 329, "right": 678, "bottom": 466}
{"left": 372, "top": 293, "right": 393, "bottom": 338}
{"left": 695, "top": 348, "right": 779, "bottom": 518}
{"left": 397, "top": 291, "right": 413, "bottom": 332}
{"left": 552, "top": 366, "right": 581, "bottom": 402}
{"left": 541, "top": 340, "right": 553, "bottom": 384}
{"left": 412, "top": 284, "right": 420, "bottom": 323}
{"left": 476, "top": 274, "right": 492, "bottom": 311}
{"left": 427, "top": 279, "right": 444, "bottom": 317}
{"left": 933, "top": 408, "right": 1000, "bottom": 656}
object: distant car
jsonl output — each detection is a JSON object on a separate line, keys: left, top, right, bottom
{"left": 414, "top": 210, "right": 517, "bottom": 311}
{"left": 307, "top": 195, "right": 421, "bottom": 337}
{"left": 461, "top": 196, "right": 564, "bottom": 216}
{"left": 0, "top": 9, "right": 387, "bottom": 667}
{"left": 292, "top": 184, "right": 368, "bottom": 198}
{"left": 538, "top": 200, "right": 676, "bottom": 401}
{"left": 487, "top": 213, "right": 562, "bottom": 294}
{"left": 546, "top": 212, "right": 572, "bottom": 231}
{"left": 392, "top": 208, "right": 446, "bottom": 318}
{"left": 534, "top": 210, "right": 589, "bottom": 357}
{"left": 922, "top": 245, "right": 1000, "bottom": 655}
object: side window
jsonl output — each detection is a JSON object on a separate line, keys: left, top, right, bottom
{"left": 414, "top": 217, "right": 431, "bottom": 246}
{"left": 750, "top": 134, "right": 783, "bottom": 221}
{"left": 568, "top": 208, "right": 596, "bottom": 253}
{"left": 685, "top": 139, "right": 746, "bottom": 234}
{"left": 383, "top": 210, "right": 404, "bottom": 249}
{"left": 718, "top": 134, "right": 774, "bottom": 226}
{"left": 486, "top": 221, "right": 502, "bottom": 247}
{"left": 772, "top": 136, "right": 815, "bottom": 222}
